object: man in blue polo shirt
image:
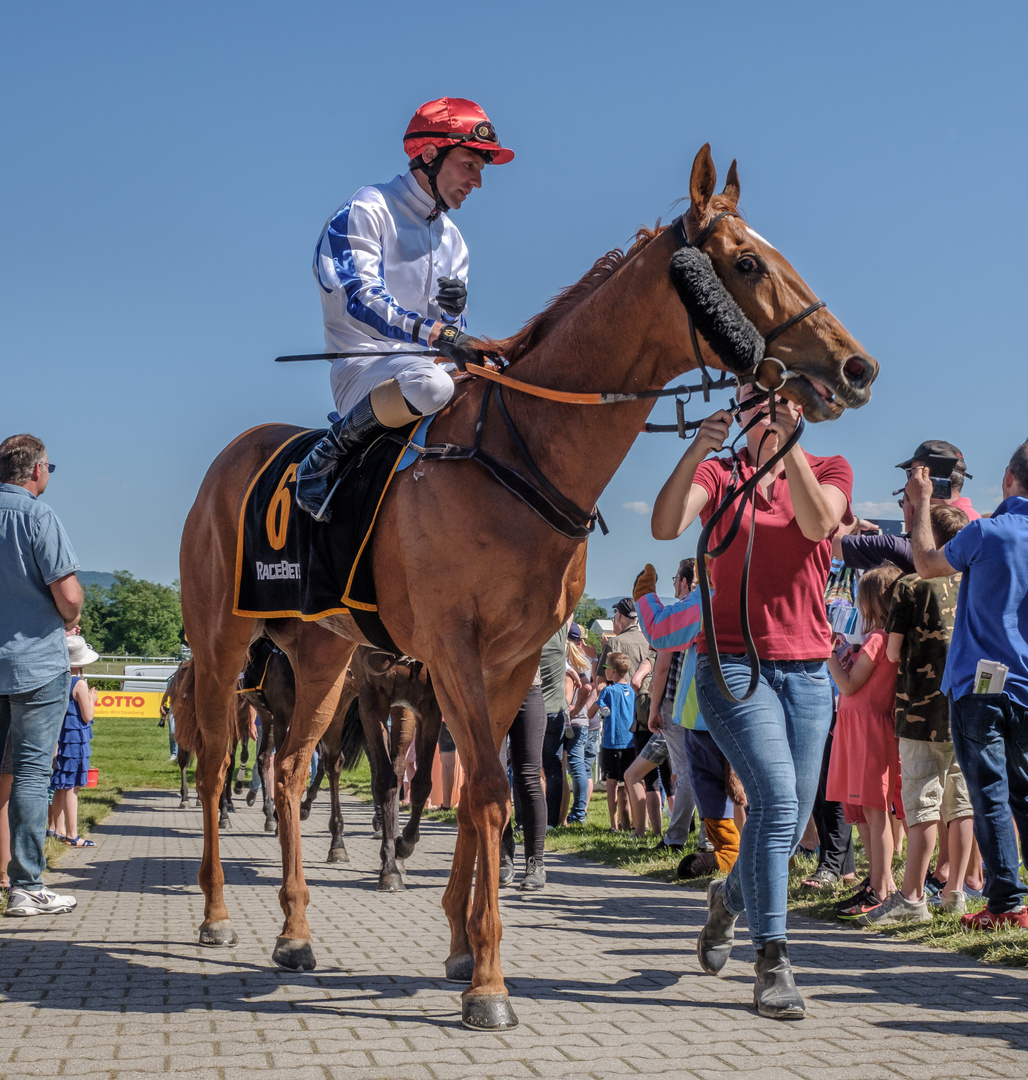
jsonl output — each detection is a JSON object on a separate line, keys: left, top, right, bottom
{"left": 0, "top": 433, "right": 83, "bottom": 916}
{"left": 906, "top": 439, "right": 1028, "bottom": 930}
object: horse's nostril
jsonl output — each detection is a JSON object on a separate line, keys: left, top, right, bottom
{"left": 843, "top": 355, "right": 874, "bottom": 389}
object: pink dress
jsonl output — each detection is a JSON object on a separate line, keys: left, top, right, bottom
{"left": 826, "top": 630, "right": 902, "bottom": 816}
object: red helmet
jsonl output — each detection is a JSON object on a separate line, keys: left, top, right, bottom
{"left": 403, "top": 98, "right": 514, "bottom": 165}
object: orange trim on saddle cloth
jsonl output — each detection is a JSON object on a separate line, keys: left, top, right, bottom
{"left": 231, "top": 428, "right": 345, "bottom": 620}
{"left": 231, "top": 425, "right": 417, "bottom": 620}
{"left": 235, "top": 650, "right": 272, "bottom": 697}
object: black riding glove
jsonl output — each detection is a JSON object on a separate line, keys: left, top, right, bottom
{"left": 435, "top": 325, "right": 480, "bottom": 372}
{"left": 436, "top": 276, "right": 467, "bottom": 317}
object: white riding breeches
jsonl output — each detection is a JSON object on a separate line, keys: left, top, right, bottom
{"left": 330, "top": 353, "right": 455, "bottom": 419}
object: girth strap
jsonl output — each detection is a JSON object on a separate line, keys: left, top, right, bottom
{"left": 416, "top": 384, "right": 604, "bottom": 541}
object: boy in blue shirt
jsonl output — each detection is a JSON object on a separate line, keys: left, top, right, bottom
{"left": 588, "top": 652, "right": 636, "bottom": 830}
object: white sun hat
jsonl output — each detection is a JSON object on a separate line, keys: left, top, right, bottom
{"left": 67, "top": 636, "right": 100, "bottom": 667}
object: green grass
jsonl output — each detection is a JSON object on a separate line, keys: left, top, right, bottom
{"left": 24, "top": 731, "right": 1028, "bottom": 968}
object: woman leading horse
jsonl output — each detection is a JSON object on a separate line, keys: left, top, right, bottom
{"left": 178, "top": 144, "right": 877, "bottom": 1029}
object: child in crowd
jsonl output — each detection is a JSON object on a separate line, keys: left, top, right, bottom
{"left": 861, "top": 505, "right": 975, "bottom": 926}
{"left": 588, "top": 651, "right": 636, "bottom": 831}
{"left": 49, "top": 636, "right": 99, "bottom": 848}
{"left": 827, "top": 563, "right": 904, "bottom": 918}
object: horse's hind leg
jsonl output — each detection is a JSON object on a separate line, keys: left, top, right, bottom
{"left": 267, "top": 623, "right": 356, "bottom": 971}
{"left": 219, "top": 743, "right": 237, "bottom": 829}
{"left": 379, "top": 705, "right": 415, "bottom": 892}
{"left": 397, "top": 690, "right": 441, "bottom": 860}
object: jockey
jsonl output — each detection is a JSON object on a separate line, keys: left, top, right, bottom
{"left": 295, "top": 97, "right": 515, "bottom": 520}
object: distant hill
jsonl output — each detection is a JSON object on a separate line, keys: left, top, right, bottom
{"left": 78, "top": 570, "right": 116, "bottom": 591}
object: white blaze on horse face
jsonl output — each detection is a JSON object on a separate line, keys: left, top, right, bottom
{"left": 744, "top": 226, "right": 777, "bottom": 251}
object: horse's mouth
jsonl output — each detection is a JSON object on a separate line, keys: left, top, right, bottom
{"left": 786, "top": 375, "right": 848, "bottom": 423}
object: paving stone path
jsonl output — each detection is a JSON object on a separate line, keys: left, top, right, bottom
{"left": 2, "top": 788, "right": 1028, "bottom": 1080}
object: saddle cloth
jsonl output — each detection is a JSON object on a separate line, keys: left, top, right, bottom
{"left": 233, "top": 423, "right": 424, "bottom": 652}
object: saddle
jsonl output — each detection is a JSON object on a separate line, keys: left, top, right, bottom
{"left": 233, "top": 423, "right": 422, "bottom": 652}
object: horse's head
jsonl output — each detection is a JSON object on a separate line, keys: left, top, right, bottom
{"left": 680, "top": 144, "right": 877, "bottom": 421}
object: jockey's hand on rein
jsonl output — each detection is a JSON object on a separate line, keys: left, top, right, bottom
{"left": 435, "top": 325, "right": 481, "bottom": 372}
{"left": 436, "top": 276, "right": 467, "bottom": 317}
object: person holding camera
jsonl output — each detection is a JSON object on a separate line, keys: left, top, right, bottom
{"left": 906, "top": 440, "right": 1028, "bottom": 930}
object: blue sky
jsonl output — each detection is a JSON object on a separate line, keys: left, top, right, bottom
{"left": 3, "top": 1, "right": 1026, "bottom": 598}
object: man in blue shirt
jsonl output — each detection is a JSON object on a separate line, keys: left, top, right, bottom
{"left": 906, "top": 439, "right": 1028, "bottom": 930}
{"left": 0, "top": 434, "right": 83, "bottom": 916}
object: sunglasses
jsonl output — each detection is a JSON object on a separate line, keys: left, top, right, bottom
{"left": 41, "top": 462, "right": 56, "bottom": 473}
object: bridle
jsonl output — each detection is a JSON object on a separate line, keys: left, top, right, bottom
{"left": 670, "top": 210, "right": 826, "bottom": 418}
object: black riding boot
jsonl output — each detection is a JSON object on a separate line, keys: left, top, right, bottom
{"left": 753, "top": 939, "right": 806, "bottom": 1020}
{"left": 295, "top": 395, "right": 387, "bottom": 522}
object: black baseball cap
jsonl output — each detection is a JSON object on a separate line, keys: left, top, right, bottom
{"left": 613, "top": 598, "right": 637, "bottom": 618}
{"left": 895, "top": 440, "right": 972, "bottom": 479}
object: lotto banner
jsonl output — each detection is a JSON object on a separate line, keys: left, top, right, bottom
{"left": 93, "top": 691, "right": 164, "bottom": 718}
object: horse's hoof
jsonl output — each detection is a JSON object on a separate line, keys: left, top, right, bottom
{"left": 377, "top": 872, "right": 405, "bottom": 893}
{"left": 327, "top": 847, "right": 349, "bottom": 864}
{"left": 299, "top": 805, "right": 311, "bottom": 821}
{"left": 372, "top": 828, "right": 383, "bottom": 840}
{"left": 233, "top": 781, "right": 244, "bottom": 795}
{"left": 461, "top": 992, "right": 518, "bottom": 1030}
{"left": 198, "top": 921, "right": 238, "bottom": 948}
{"left": 195, "top": 796, "right": 202, "bottom": 807}
{"left": 395, "top": 837, "right": 416, "bottom": 860}
{"left": 445, "top": 954, "right": 474, "bottom": 982}
{"left": 179, "top": 799, "right": 189, "bottom": 809}
{"left": 264, "top": 820, "right": 276, "bottom": 834}
{"left": 219, "top": 815, "right": 231, "bottom": 829}
{"left": 272, "top": 937, "right": 316, "bottom": 972}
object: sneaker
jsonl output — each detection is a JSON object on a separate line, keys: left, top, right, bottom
{"left": 833, "top": 878, "right": 872, "bottom": 915}
{"left": 837, "top": 886, "right": 883, "bottom": 920}
{"left": 960, "top": 906, "right": 1028, "bottom": 930}
{"left": 858, "top": 890, "right": 931, "bottom": 928}
{"left": 941, "top": 891, "right": 967, "bottom": 915}
{"left": 5, "top": 885, "right": 77, "bottom": 917}
{"left": 924, "top": 873, "right": 946, "bottom": 899}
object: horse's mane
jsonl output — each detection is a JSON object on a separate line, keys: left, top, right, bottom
{"left": 482, "top": 223, "right": 665, "bottom": 363}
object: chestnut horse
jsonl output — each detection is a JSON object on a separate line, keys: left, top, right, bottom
{"left": 179, "top": 146, "right": 877, "bottom": 1029}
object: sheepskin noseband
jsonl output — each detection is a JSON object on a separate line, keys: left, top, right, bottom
{"left": 669, "top": 246, "right": 764, "bottom": 375}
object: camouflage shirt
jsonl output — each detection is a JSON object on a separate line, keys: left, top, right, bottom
{"left": 885, "top": 572, "right": 961, "bottom": 742}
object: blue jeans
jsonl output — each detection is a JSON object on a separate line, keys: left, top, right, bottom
{"left": 949, "top": 692, "right": 1028, "bottom": 914}
{"left": 663, "top": 721, "right": 697, "bottom": 846}
{"left": 542, "top": 710, "right": 567, "bottom": 827}
{"left": 695, "top": 655, "right": 832, "bottom": 946}
{"left": 0, "top": 671, "right": 71, "bottom": 889}
{"left": 582, "top": 727, "right": 600, "bottom": 783}
{"left": 565, "top": 724, "right": 590, "bottom": 822}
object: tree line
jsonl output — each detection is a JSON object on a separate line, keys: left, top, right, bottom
{"left": 79, "top": 572, "right": 184, "bottom": 657}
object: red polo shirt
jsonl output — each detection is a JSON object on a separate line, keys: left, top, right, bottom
{"left": 694, "top": 449, "right": 853, "bottom": 661}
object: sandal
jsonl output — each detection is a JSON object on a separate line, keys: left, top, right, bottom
{"left": 801, "top": 868, "right": 839, "bottom": 890}
{"left": 63, "top": 836, "right": 95, "bottom": 848}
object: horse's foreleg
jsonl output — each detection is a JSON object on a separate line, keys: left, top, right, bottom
{"left": 369, "top": 705, "right": 405, "bottom": 891}
{"left": 299, "top": 742, "right": 326, "bottom": 821}
{"left": 397, "top": 703, "right": 441, "bottom": 860}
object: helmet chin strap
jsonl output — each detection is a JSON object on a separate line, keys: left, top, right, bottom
{"left": 410, "top": 149, "right": 452, "bottom": 221}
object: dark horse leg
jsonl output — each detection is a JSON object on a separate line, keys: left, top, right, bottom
{"left": 219, "top": 743, "right": 237, "bottom": 829}
{"left": 396, "top": 700, "right": 442, "bottom": 861}
{"left": 299, "top": 743, "right": 327, "bottom": 821}
{"left": 178, "top": 747, "right": 192, "bottom": 809}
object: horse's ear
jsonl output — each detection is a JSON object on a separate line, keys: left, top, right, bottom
{"left": 689, "top": 144, "right": 717, "bottom": 214}
{"left": 722, "top": 159, "right": 740, "bottom": 206}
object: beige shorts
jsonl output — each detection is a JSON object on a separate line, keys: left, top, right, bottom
{"left": 898, "top": 738, "right": 973, "bottom": 826}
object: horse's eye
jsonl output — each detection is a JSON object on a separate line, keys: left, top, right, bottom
{"left": 737, "top": 256, "right": 759, "bottom": 273}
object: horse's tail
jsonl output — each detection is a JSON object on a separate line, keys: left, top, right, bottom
{"left": 339, "top": 696, "right": 367, "bottom": 772}
{"left": 168, "top": 659, "right": 198, "bottom": 753}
